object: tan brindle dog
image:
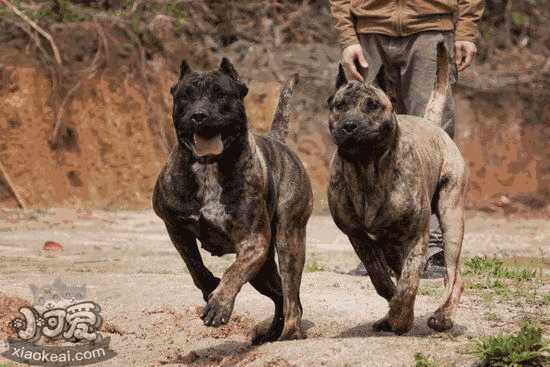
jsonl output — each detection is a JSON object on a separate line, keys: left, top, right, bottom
{"left": 327, "top": 44, "right": 467, "bottom": 334}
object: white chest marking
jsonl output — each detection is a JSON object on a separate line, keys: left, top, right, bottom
{"left": 191, "top": 163, "right": 229, "bottom": 225}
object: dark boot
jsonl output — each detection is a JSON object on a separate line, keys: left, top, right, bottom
{"left": 424, "top": 216, "right": 446, "bottom": 279}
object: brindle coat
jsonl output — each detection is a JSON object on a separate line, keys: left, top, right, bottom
{"left": 327, "top": 46, "right": 467, "bottom": 334}
{"left": 153, "top": 59, "right": 312, "bottom": 344}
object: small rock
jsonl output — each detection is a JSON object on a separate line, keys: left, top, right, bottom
{"left": 42, "top": 241, "right": 63, "bottom": 251}
{"left": 494, "top": 195, "right": 511, "bottom": 207}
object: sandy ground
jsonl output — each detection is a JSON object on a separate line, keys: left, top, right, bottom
{"left": 0, "top": 209, "right": 548, "bottom": 367}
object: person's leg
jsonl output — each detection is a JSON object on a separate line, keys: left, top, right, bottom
{"left": 359, "top": 34, "right": 384, "bottom": 85}
{"left": 399, "top": 31, "right": 457, "bottom": 136}
{"left": 397, "top": 32, "right": 458, "bottom": 277}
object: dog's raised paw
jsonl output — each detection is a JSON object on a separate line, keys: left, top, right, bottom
{"left": 200, "top": 295, "right": 233, "bottom": 327}
{"left": 427, "top": 313, "right": 453, "bottom": 332}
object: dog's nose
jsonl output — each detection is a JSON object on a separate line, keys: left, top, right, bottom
{"left": 342, "top": 122, "right": 357, "bottom": 133}
{"left": 191, "top": 112, "right": 208, "bottom": 124}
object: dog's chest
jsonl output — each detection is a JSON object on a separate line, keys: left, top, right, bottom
{"left": 351, "top": 166, "right": 420, "bottom": 236}
{"left": 191, "top": 163, "right": 234, "bottom": 255}
{"left": 193, "top": 164, "right": 228, "bottom": 221}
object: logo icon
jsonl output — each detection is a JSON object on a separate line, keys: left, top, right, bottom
{"left": 2, "top": 279, "right": 116, "bottom": 366}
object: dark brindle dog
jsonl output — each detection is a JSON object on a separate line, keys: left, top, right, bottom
{"left": 327, "top": 45, "right": 467, "bottom": 334}
{"left": 153, "top": 58, "right": 312, "bottom": 344}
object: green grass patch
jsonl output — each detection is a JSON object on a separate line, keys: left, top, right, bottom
{"left": 305, "top": 260, "right": 325, "bottom": 273}
{"left": 129, "top": 12, "right": 142, "bottom": 33}
{"left": 414, "top": 353, "right": 437, "bottom": 367}
{"left": 462, "top": 256, "right": 544, "bottom": 304}
{"left": 464, "top": 257, "right": 536, "bottom": 282}
{"left": 485, "top": 312, "right": 503, "bottom": 323}
{"left": 35, "top": 0, "right": 87, "bottom": 22}
{"left": 467, "top": 322, "right": 550, "bottom": 367}
{"left": 163, "top": 2, "right": 187, "bottom": 21}
{"left": 417, "top": 286, "right": 437, "bottom": 296}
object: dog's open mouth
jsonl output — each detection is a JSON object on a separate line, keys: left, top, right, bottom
{"left": 193, "top": 133, "right": 224, "bottom": 157}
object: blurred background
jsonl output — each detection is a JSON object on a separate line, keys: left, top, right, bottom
{"left": 0, "top": 0, "right": 548, "bottom": 214}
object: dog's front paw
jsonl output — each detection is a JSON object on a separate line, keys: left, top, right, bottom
{"left": 428, "top": 312, "right": 453, "bottom": 332}
{"left": 252, "top": 325, "right": 282, "bottom": 345}
{"left": 200, "top": 292, "right": 234, "bottom": 327}
{"left": 277, "top": 323, "right": 304, "bottom": 342}
{"left": 372, "top": 315, "right": 393, "bottom": 332}
{"left": 251, "top": 315, "right": 284, "bottom": 345}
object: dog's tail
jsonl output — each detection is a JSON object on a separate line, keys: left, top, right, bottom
{"left": 424, "top": 43, "right": 450, "bottom": 127}
{"left": 270, "top": 74, "right": 299, "bottom": 142}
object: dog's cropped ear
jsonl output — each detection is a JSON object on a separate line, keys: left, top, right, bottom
{"left": 220, "top": 57, "right": 247, "bottom": 97}
{"left": 335, "top": 64, "right": 348, "bottom": 90}
{"left": 171, "top": 60, "right": 191, "bottom": 96}
{"left": 239, "top": 83, "right": 248, "bottom": 98}
{"left": 219, "top": 57, "right": 241, "bottom": 81}
{"left": 178, "top": 59, "right": 191, "bottom": 80}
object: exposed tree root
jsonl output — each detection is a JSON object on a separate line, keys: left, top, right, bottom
{"left": 0, "top": 160, "right": 26, "bottom": 209}
{"left": 0, "top": 0, "right": 63, "bottom": 65}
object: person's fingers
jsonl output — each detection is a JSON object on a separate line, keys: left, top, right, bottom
{"left": 357, "top": 50, "right": 369, "bottom": 69}
{"left": 343, "top": 60, "right": 364, "bottom": 81}
{"left": 455, "top": 44, "right": 464, "bottom": 70}
{"left": 460, "top": 46, "right": 476, "bottom": 71}
{"left": 459, "top": 51, "right": 472, "bottom": 71}
{"left": 341, "top": 44, "right": 367, "bottom": 81}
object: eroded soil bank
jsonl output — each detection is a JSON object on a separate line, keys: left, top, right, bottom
{"left": 0, "top": 3, "right": 549, "bottom": 212}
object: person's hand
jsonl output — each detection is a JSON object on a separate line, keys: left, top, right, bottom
{"left": 454, "top": 41, "right": 477, "bottom": 71}
{"left": 342, "top": 44, "right": 368, "bottom": 81}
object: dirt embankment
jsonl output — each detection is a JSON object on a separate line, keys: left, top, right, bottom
{"left": 0, "top": 1, "right": 549, "bottom": 212}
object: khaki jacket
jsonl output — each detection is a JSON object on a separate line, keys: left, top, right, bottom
{"left": 331, "top": 0, "right": 484, "bottom": 49}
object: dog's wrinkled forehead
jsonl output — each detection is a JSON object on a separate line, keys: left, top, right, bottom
{"left": 170, "top": 58, "right": 248, "bottom": 101}
{"left": 174, "top": 71, "right": 241, "bottom": 100}
{"left": 332, "top": 81, "right": 391, "bottom": 109}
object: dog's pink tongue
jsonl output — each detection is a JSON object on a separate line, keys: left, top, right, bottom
{"left": 193, "top": 134, "right": 223, "bottom": 157}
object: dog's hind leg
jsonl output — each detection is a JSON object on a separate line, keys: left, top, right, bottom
{"left": 428, "top": 180, "right": 465, "bottom": 332}
{"left": 166, "top": 225, "right": 220, "bottom": 302}
{"left": 387, "top": 231, "right": 429, "bottom": 334}
{"left": 249, "top": 247, "right": 284, "bottom": 345}
{"left": 275, "top": 226, "right": 306, "bottom": 341}
{"left": 350, "top": 236, "right": 397, "bottom": 332}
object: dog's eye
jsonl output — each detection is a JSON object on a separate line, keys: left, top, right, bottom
{"left": 220, "top": 101, "right": 232, "bottom": 114}
{"left": 182, "top": 88, "right": 195, "bottom": 101}
{"left": 212, "top": 85, "right": 225, "bottom": 99}
{"left": 365, "top": 98, "right": 380, "bottom": 111}
{"left": 333, "top": 100, "right": 346, "bottom": 111}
